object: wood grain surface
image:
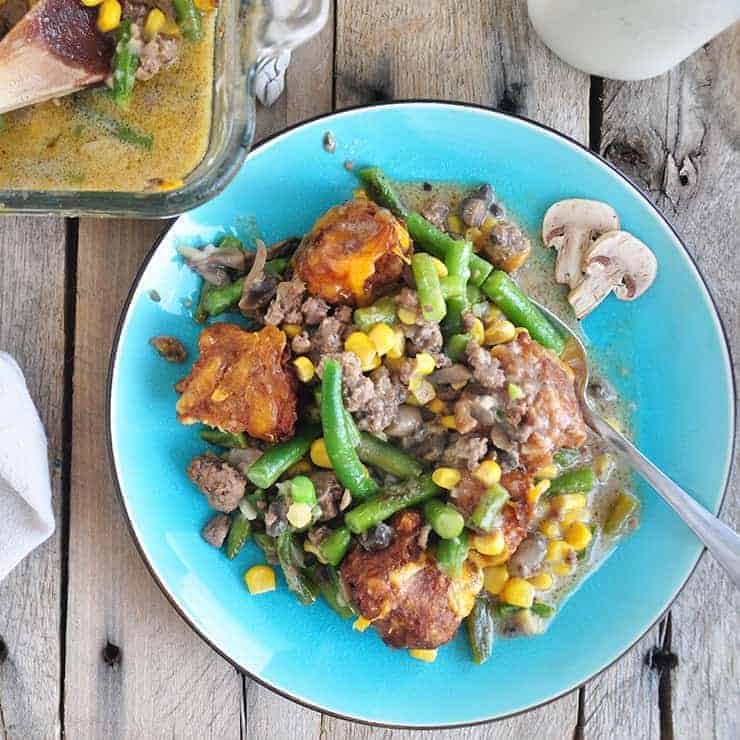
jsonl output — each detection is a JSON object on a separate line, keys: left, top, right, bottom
{"left": 0, "top": 4, "right": 736, "bottom": 739}
{"left": 0, "top": 218, "right": 66, "bottom": 740}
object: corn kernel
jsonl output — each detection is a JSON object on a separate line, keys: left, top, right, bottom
{"left": 484, "top": 304, "right": 505, "bottom": 325}
{"left": 366, "top": 354, "right": 382, "bottom": 371}
{"left": 432, "top": 467, "right": 461, "bottom": 490}
{"left": 194, "top": 0, "right": 215, "bottom": 8}
{"left": 210, "top": 387, "right": 229, "bottom": 402}
{"left": 565, "top": 521, "right": 593, "bottom": 550}
{"left": 535, "top": 464, "right": 559, "bottom": 480}
{"left": 553, "top": 562, "right": 573, "bottom": 576}
{"left": 293, "top": 356, "right": 315, "bottom": 383}
{"left": 155, "top": 179, "right": 183, "bottom": 192}
{"left": 484, "top": 319, "right": 516, "bottom": 345}
{"left": 352, "top": 616, "right": 372, "bottom": 632}
{"left": 97, "top": 0, "right": 121, "bottom": 31}
{"left": 501, "top": 577, "right": 535, "bottom": 608}
{"left": 507, "top": 382, "right": 525, "bottom": 401}
{"left": 440, "top": 415, "right": 457, "bottom": 430}
{"left": 397, "top": 307, "right": 417, "bottom": 325}
{"left": 529, "top": 573, "right": 553, "bottom": 590}
{"left": 286, "top": 459, "right": 312, "bottom": 477}
{"left": 367, "top": 323, "right": 396, "bottom": 356}
{"left": 450, "top": 379, "right": 468, "bottom": 391}
{"left": 480, "top": 215, "right": 498, "bottom": 234}
{"left": 546, "top": 540, "right": 573, "bottom": 562}
{"left": 161, "top": 17, "right": 180, "bottom": 36}
{"left": 593, "top": 452, "right": 614, "bottom": 481}
{"left": 244, "top": 565, "right": 276, "bottom": 595}
{"left": 287, "top": 502, "right": 313, "bottom": 529}
{"left": 561, "top": 508, "right": 590, "bottom": 526}
{"left": 539, "top": 519, "right": 561, "bottom": 539}
{"left": 474, "top": 460, "right": 502, "bottom": 487}
{"left": 447, "top": 214, "right": 463, "bottom": 234}
{"left": 144, "top": 7, "right": 165, "bottom": 37}
{"left": 310, "top": 438, "right": 332, "bottom": 468}
{"left": 345, "top": 331, "right": 378, "bottom": 372}
{"left": 550, "top": 493, "right": 588, "bottom": 514}
{"left": 415, "top": 352, "right": 436, "bottom": 376}
{"left": 472, "top": 530, "right": 506, "bottom": 556}
{"left": 282, "top": 323, "right": 301, "bottom": 338}
{"left": 409, "top": 648, "right": 437, "bottom": 663}
{"left": 464, "top": 227, "right": 483, "bottom": 244}
{"left": 468, "top": 550, "right": 496, "bottom": 568}
{"left": 469, "top": 317, "right": 485, "bottom": 344}
{"left": 409, "top": 378, "right": 435, "bottom": 405}
{"left": 81, "top": 0, "right": 104, "bottom": 6}
{"left": 527, "top": 479, "right": 551, "bottom": 504}
{"left": 488, "top": 550, "right": 511, "bottom": 566}
{"left": 428, "top": 256, "right": 448, "bottom": 278}
{"left": 427, "top": 398, "right": 447, "bottom": 414}
{"left": 483, "top": 565, "right": 508, "bottom": 595}
{"left": 386, "top": 328, "right": 406, "bottom": 359}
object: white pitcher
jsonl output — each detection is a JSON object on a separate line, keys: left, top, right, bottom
{"left": 528, "top": 0, "right": 739, "bottom": 80}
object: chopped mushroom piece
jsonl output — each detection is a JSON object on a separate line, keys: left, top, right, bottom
{"left": 149, "top": 335, "right": 187, "bottom": 363}
{"left": 568, "top": 230, "right": 657, "bottom": 319}
{"left": 542, "top": 199, "right": 620, "bottom": 289}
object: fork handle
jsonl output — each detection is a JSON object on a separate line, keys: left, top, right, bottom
{"left": 589, "top": 413, "right": 740, "bottom": 590}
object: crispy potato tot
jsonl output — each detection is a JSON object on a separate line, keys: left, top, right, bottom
{"left": 292, "top": 198, "right": 411, "bottom": 306}
{"left": 176, "top": 324, "right": 296, "bottom": 442}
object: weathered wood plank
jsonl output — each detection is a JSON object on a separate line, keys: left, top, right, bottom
{"left": 64, "top": 219, "right": 243, "bottom": 739}
{"left": 329, "top": 1, "right": 588, "bottom": 733}
{"left": 587, "top": 23, "right": 740, "bottom": 740}
{"left": 0, "top": 217, "right": 66, "bottom": 740}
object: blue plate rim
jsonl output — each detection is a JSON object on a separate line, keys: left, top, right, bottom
{"left": 106, "top": 99, "right": 737, "bottom": 729}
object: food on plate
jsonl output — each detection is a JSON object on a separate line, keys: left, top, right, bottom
{"left": 541, "top": 198, "right": 657, "bottom": 318}
{"left": 165, "top": 169, "right": 641, "bottom": 664}
{"left": 0, "top": 0, "right": 216, "bottom": 191}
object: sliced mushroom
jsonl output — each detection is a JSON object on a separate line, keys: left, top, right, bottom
{"left": 177, "top": 244, "right": 247, "bottom": 286}
{"left": 459, "top": 184, "right": 494, "bottom": 228}
{"left": 568, "top": 230, "right": 657, "bottom": 319}
{"left": 542, "top": 199, "right": 620, "bottom": 289}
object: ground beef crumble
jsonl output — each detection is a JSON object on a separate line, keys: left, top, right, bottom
{"left": 187, "top": 454, "right": 245, "bottom": 512}
{"left": 264, "top": 277, "right": 306, "bottom": 325}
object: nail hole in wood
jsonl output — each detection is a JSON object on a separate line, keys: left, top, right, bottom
{"left": 0, "top": 636, "right": 7, "bottom": 663}
{"left": 679, "top": 173, "right": 689, "bottom": 186}
{"left": 646, "top": 646, "right": 678, "bottom": 671}
{"left": 102, "top": 641, "right": 121, "bottom": 667}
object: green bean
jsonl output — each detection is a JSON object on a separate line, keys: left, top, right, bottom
{"left": 276, "top": 531, "right": 316, "bottom": 605}
{"left": 439, "top": 275, "right": 466, "bottom": 300}
{"left": 321, "top": 360, "right": 379, "bottom": 500}
{"left": 445, "top": 239, "right": 472, "bottom": 283}
{"left": 577, "top": 525, "right": 598, "bottom": 561}
{"left": 405, "top": 212, "right": 492, "bottom": 287}
{"left": 217, "top": 235, "right": 243, "bottom": 250}
{"left": 411, "top": 253, "right": 447, "bottom": 322}
{"left": 224, "top": 512, "right": 251, "bottom": 560}
{"left": 446, "top": 332, "right": 471, "bottom": 361}
{"left": 173, "top": 0, "right": 203, "bottom": 40}
{"left": 111, "top": 20, "right": 139, "bottom": 109}
{"left": 423, "top": 499, "right": 465, "bottom": 539}
{"left": 605, "top": 491, "right": 640, "bottom": 535}
{"left": 265, "top": 258, "right": 289, "bottom": 276}
{"left": 553, "top": 447, "right": 581, "bottom": 469}
{"left": 530, "top": 602, "right": 556, "bottom": 618}
{"left": 469, "top": 482, "right": 509, "bottom": 532}
{"left": 344, "top": 475, "right": 440, "bottom": 534}
{"left": 494, "top": 602, "right": 522, "bottom": 618}
{"left": 481, "top": 271, "right": 564, "bottom": 354}
{"left": 356, "top": 167, "right": 409, "bottom": 219}
{"left": 199, "top": 427, "right": 248, "bottom": 448}
{"left": 467, "top": 597, "right": 495, "bottom": 664}
{"left": 342, "top": 407, "right": 362, "bottom": 447}
{"left": 466, "top": 283, "right": 483, "bottom": 304}
{"left": 352, "top": 296, "right": 397, "bottom": 332}
{"left": 357, "top": 432, "right": 424, "bottom": 480}
{"left": 76, "top": 105, "right": 153, "bottom": 149}
{"left": 436, "top": 530, "right": 469, "bottom": 579}
{"left": 245, "top": 489, "right": 267, "bottom": 518}
{"left": 202, "top": 277, "right": 243, "bottom": 317}
{"left": 253, "top": 532, "right": 277, "bottom": 563}
{"left": 441, "top": 296, "right": 467, "bottom": 336}
{"left": 247, "top": 423, "right": 321, "bottom": 489}
{"left": 308, "top": 564, "right": 355, "bottom": 619}
{"left": 194, "top": 282, "right": 214, "bottom": 324}
{"left": 317, "top": 526, "right": 352, "bottom": 567}
{"left": 547, "top": 466, "right": 594, "bottom": 495}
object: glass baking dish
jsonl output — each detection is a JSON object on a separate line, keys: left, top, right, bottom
{"left": 0, "top": 0, "right": 328, "bottom": 218}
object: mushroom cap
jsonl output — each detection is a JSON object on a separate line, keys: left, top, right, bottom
{"left": 541, "top": 199, "right": 620, "bottom": 247}
{"left": 584, "top": 230, "right": 657, "bottom": 300}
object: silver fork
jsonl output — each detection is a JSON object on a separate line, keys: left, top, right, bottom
{"left": 531, "top": 299, "right": 740, "bottom": 589}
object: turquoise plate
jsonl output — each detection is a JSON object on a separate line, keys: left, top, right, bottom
{"left": 108, "top": 102, "right": 735, "bottom": 728}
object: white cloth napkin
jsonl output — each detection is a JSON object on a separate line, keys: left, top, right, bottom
{"left": 0, "top": 353, "right": 54, "bottom": 582}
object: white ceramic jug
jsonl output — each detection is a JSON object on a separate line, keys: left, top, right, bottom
{"left": 528, "top": 0, "right": 739, "bottom": 80}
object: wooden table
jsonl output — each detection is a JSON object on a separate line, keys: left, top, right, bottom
{"left": 0, "top": 4, "right": 737, "bottom": 738}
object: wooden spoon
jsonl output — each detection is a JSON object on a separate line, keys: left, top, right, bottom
{"left": 0, "top": 0, "right": 113, "bottom": 115}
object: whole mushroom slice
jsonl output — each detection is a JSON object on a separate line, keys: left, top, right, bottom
{"left": 542, "top": 199, "right": 620, "bottom": 288}
{"left": 568, "top": 230, "right": 658, "bottom": 319}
